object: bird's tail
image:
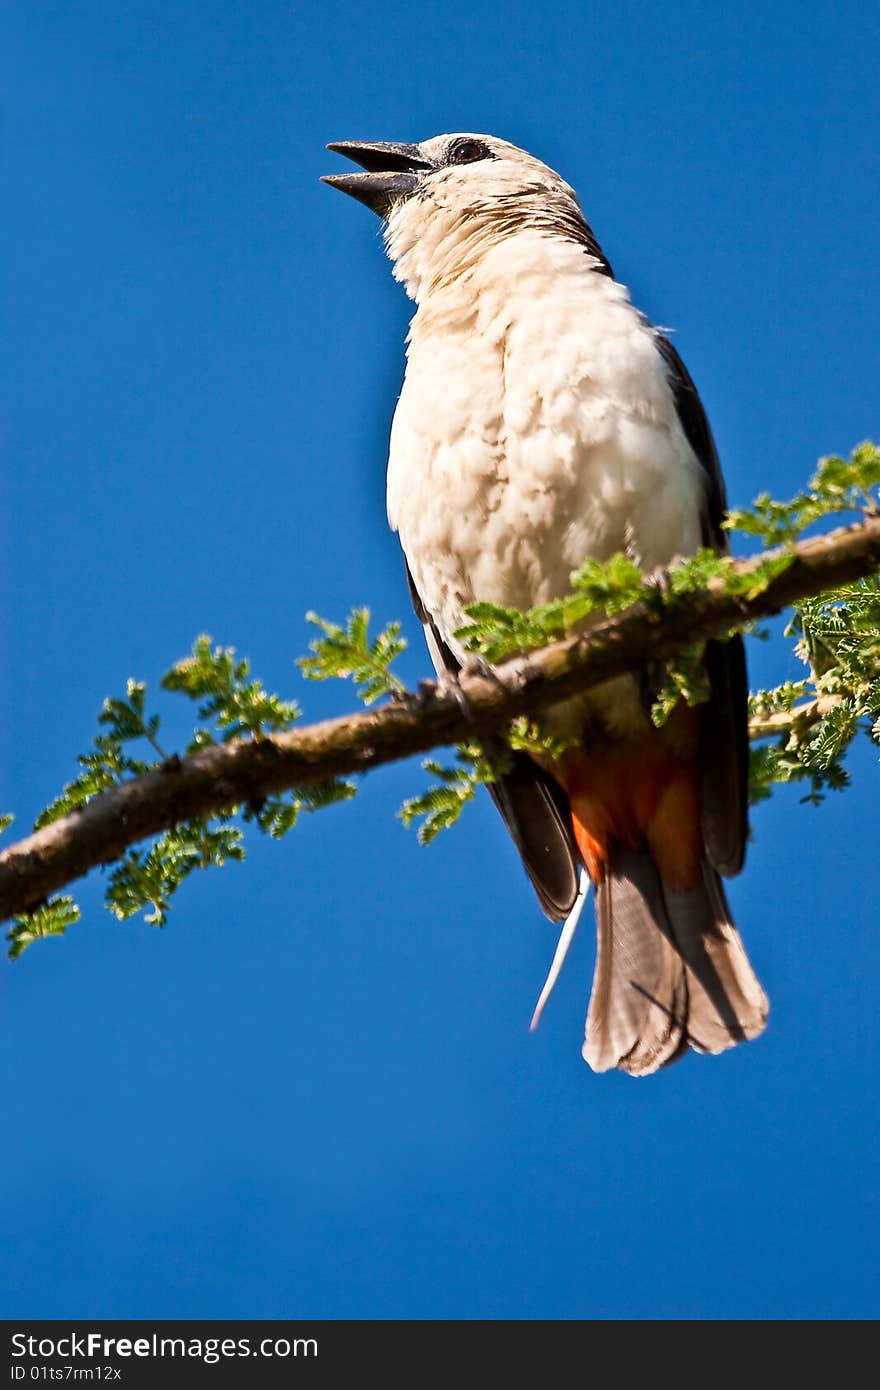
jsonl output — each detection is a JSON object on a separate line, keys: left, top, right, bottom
{"left": 584, "top": 845, "right": 768, "bottom": 1075}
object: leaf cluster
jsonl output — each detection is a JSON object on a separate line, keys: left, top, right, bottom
{"left": 7, "top": 896, "right": 80, "bottom": 961}
{"left": 748, "top": 575, "right": 880, "bottom": 804}
{"left": 399, "top": 742, "right": 497, "bottom": 844}
{"left": 454, "top": 553, "right": 647, "bottom": 663}
{"left": 35, "top": 680, "right": 163, "bottom": 829}
{"left": 298, "top": 609, "right": 406, "bottom": 703}
{"left": 727, "top": 441, "right": 880, "bottom": 546}
{"left": 10, "top": 636, "right": 352, "bottom": 957}
{"left": 106, "top": 817, "right": 246, "bottom": 926}
{"left": 163, "top": 634, "right": 300, "bottom": 744}
{"left": 741, "top": 445, "right": 880, "bottom": 803}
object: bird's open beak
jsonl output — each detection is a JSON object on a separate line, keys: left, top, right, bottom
{"left": 322, "top": 141, "right": 432, "bottom": 216}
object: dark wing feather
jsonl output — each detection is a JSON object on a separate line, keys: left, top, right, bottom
{"left": 655, "top": 333, "right": 728, "bottom": 543}
{"left": 486, "top": 756, "right": 581, "bottom": 920}
{"left": 700, "top": 633, "right": 749, "bottom": 876}
{"left": 403, "top": 559, "right": 460, "bottom": 678}
{"left": 656, "top": 333, "right": 749, "bottom": 877}
{"left": 403, "top": 558, "right": 579, "bottom": 920}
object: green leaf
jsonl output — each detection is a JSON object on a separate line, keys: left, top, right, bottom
{"left": 746, "top": 567, "right": 880, "bottom": 803}
{"left": 506, "top": 716, "right": 574, "bottom": 761}
{"left": 662, "top": 549, "right": 730, "bottom": 595}
{"left": 456, "top": 554, "right": 649, "bottom": 662}
{"left": 244, "top": 779, "right": 357, "bottom": 838}
{"left": 748, "top": 680, "right": 810, "bottom": 720}
{"left": 725, "top": 552, "right": 796, "bottom": 601}
{"left": 295, "top": 778, "right": 358, "bottom": 813}
{"left": 35, "top": 754, "right": 124, "bottom": 828}
{"left": 246, "top": 796, "right": 303, "bottom": 838}
{"left": 163, "top": 635, "right": 300, "bottom": 739}
{"left": 569, "top": 552, "right": 647, "bottom": 612}
{"left": 100, "top": 679, "right": 166, "bottom": 756}
{"left": 455, "top": 600, "right": 565, "bottom": 662}
{"left": 34, "top": 709, "right": 158, "bottom": 830}
{"left": 8, "top": 896, "right": 80, "bottom": 960}
{"left": 399, "top": 742, "right": 496, "bottom": 844}
{"left": 650, "top": 643, "right": 711, "bottom": 727}
{"left": 106, "top": 817, "right": 246, "bottom": 926}
{"left": 727, "top": 442, "right": 880, "bottom": 547}
{"left": 298, "top": 610, "right": 406, "bottom": 703}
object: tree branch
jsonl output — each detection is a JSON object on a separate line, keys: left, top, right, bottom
{"left": 2, "top": 514, "right": 879, "bottom": 923}
{"left": 747, "top": 696, "right": 838, "bottom": 741}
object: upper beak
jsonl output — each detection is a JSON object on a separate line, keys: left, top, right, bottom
{"left": 322, "top": 141, "right": 432, "bottom": 216}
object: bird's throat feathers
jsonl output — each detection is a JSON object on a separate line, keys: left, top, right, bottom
{"left": 384, "top": 183, "right": 608, "bottom": 305}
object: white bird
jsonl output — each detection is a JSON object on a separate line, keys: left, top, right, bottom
{"left": 324, "top": 132, "right": 768, "bottom": 1075}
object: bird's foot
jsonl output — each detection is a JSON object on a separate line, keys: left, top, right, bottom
{"left": 646, "top": 561, "right": 671, "bottom": 593}
{"left": 436, "top": 668, "right": 473, "bottom": 718}
{"left": 422, "top": 657, "right": 506, "bottom": 719}
{"left": 644, "top": 561, "right": 676, "bottom": 611}
{"left": 459, "top": 653, "right": 505, "bottom": 687}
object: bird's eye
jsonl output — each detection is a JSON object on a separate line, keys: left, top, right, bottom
{"left": 447, "top": 138, "right": 491, "bottom": 165}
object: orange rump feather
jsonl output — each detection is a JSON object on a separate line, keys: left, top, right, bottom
{"left": 561, "top": 705, "right": 703, "bottom": 892}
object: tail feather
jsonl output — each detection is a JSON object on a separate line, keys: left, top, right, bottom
{"left": 585, "top": 848, "right": 687, "bottom": 1075}
{"left": 584, "top": 847, "right": 767, "bottom": 1077}
{"left": 668, "top": 866, "right": 768, "bottom": 1055}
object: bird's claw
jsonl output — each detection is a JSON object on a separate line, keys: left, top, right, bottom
{"left": 437, "top": 670, "right": 473, "bottom": 718}
{"left": 646, "top": 562, "right": 672, "bottom": 597}
{"left": 439, "top": 656, "right": 507, "bottom": 719}
{"left": 459, "top": 653, "right": 502, "bottom": 684}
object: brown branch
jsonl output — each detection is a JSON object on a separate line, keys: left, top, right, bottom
{"left": 2, "top": 514, "right": 879, "bottom": 923}
{"left": 748, "top": 699, "right": 823, "bottom": 741}
{"left": 747, "top": 692, "right": 850, "bottom": 741}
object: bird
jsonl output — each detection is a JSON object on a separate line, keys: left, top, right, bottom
{"left": 323, "top": 132, "right": 768, "bottom": 1075}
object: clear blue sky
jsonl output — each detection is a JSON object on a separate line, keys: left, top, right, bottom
{"left": 2, "top": 1, "right": 878, "bottom": 1319}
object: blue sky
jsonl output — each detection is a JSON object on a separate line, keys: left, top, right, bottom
{"left": 2, "top": 1, "right": 878, "bottom": 1319}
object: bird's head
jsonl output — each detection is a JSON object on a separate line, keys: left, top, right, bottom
{"left": 323, "top": 133, "right": 600, "bottom": 299}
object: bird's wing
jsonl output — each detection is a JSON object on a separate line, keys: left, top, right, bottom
{"left": 656, "top": 332, "right": 749, "bottom": 877}
{"left": 655, "top": 332, "right": 728, "bottom": 541}
{"left": 403, "top": 558, "right": 580, "bottom": 920}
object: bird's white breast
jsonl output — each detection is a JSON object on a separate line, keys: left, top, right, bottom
{"left": 387, "top": 231, "right": 707, "bottom": 673}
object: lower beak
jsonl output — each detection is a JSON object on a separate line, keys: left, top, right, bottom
{"left": 322, "top": 140, "right": 431, "bottom": 216}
